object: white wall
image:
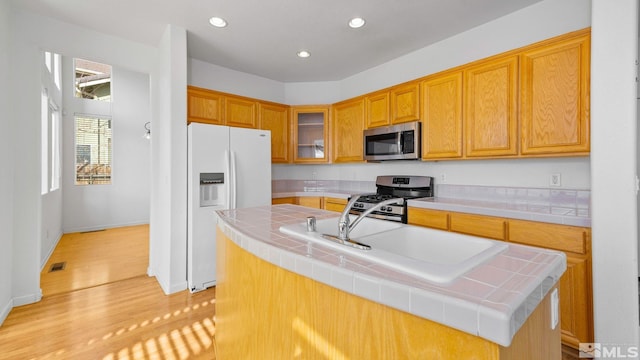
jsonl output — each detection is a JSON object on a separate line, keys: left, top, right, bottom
{"left": 40, "top": 50, "right": 63, "bottom": 267}
{"left": 149, "top": 25, "right": 188, "bottom": 294}
{"left": 591, "top": 0, "right": 639, "bottom": 350}
{"left": 62, "top": 59, "right": 151, "bottom": 232}
{"left": 0, "top": 0, "right": 14, "bottom": 324}
{"left": 0, "top": 6, "right": 157, "bottom": 318}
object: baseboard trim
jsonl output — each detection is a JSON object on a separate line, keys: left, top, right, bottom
{"left": 12, "top": 290, "right": 42, "bottom": 307}
{"left": 0, "top": 298, "right": 13, "bottom": 326}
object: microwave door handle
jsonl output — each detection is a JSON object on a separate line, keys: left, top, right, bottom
{"left": 397, "top": 132, "right": 403, "bottom": 153}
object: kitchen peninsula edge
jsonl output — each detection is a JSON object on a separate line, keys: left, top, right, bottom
{"left": 214, "top": 205, "right": 566, "bottom": 358}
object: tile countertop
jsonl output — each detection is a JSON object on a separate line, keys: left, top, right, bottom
{"left": 215, "top": 204, "right": 566, "bottom": 347}
{"left": 272, "top": 182, "right": 591, "bottom": 228}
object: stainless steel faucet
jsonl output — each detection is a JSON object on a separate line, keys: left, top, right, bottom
{"left": 337, "top": 195, "right": 405, "bottom": 241}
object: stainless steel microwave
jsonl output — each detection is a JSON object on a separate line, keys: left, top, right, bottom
{"left": 363, "top": 121, "right": 421, "bottom": 161}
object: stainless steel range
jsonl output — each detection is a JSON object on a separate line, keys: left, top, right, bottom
{"left": 349, "top": 175, "right": 434, "bottom": 223}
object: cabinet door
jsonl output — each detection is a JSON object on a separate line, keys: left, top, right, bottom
{"left": 365, "top": 91, "right": 390, "bottom": 128}
{"left": 464, "top": 56, "right": 518, "bottom": 157}
{"left": 407, "top": 208, "right": 449, "bottom": 230}
{"left": 292, "top": 106, "right": 329, "bottom": 163}
{"left": 259, "top": 103, "right": 290, "bottom": 163}
{"left": 421, "top": 71, "right": 463, "bottom": 159}
{"left": 520, "top": 31, "right": 590, "bottom": 155}
{"left": 272, "top": 197, "right": 297, "bottom": 205}
{"left": 225, "top": 96, "right": 257, "bottom": 128}
{"left": 187, "top": 86, "right": 224, "bottom": 125}
{"left": 332, "top": 98, "right": 365, "bottom": 163}
{"left": 559, "top": 254, "right": 593, "bottom": 348}
{"left": 391, "top": 82, "right": 420, "bottom": 124}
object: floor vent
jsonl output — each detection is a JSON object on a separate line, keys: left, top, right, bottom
{"left": 49, "top": 262, "right": 66, "bottom": 272}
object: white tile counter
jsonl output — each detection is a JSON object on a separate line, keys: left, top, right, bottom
{"left": 216, "top": 204, "right": 566, "bottom": 347}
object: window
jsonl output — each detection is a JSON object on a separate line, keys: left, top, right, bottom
{"left": 74, "top": 58, "right": 111, "bottom": 101}
{"left": 75, "top": 116, "right": 112, "bottom": 185}
{"left": 41, "top": 88, "right": 61, "bottom": 194}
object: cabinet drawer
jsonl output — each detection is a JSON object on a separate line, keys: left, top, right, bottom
{"left": 272, "top": 197, "right": 296, "bottom": 205}
{"left": 407, "top": 208, "right": 449, "bottom": 230}
{"left": 508, "top": 220, "right": 589, "bottom": 254}
{"left": 450, "top": 213, "right": 506, "bottom": 240}
{"left": 324, "top": 197, "right": 347, "bottom": 212}
{"left": 297, "top": 196, "right": 322, "bottom": 209}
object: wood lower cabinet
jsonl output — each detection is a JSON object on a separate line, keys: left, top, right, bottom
{"left": 272, "top": 197, "right": 297, "bottom": 205}
{"left": 520, "top": 29, "right": 590, "bottom": 155}
{"left": 295, "top": 196, "right": 322, "bottom": 209}
{"left": 323, "top": 197, "right": 347, "bottom": 212}
{"left": 259, "top": 102, "right": 290, "bottom": 163}
{"left": 408, "top": 207, "right": 593, "bottom": 350}
{"left": 332, "top": 98, "right": 365, "bottom": 163}
{"left": 407, "top": 208, "right": 449, "bottom": 230}
{"left": 449, "top": 212, "right": 507, "bottom": 240}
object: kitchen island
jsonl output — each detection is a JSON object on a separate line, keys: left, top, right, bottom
{"left": 214, "top": 205, "right": 566, "bottom": 359}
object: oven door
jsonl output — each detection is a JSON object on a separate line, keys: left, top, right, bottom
{"left": 363, "top": 121, "right": 421, "bottom": 161}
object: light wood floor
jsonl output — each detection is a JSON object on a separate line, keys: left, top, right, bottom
{"left": 0, "top": 225, "right": 217, "bottom": 359}
{"left": 41, "top": 225, "right": 151, "bottom": 296}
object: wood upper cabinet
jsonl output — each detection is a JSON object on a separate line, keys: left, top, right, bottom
{"left": 225, "top": 95, "right": 257, "bottom": 128}
{"left": 421, "top": 71, "right": 464, "bottom": 159}
{"left": 365, "top": 91, "right": 390, "bottom": 128}
{"left": 390, "top": 82, "right": 420, "bottom": 124}
{"left": 520, "top": 29, "right": 590, "bottom": 155}
{"left": 332, "top": 98, "right": 365, "bottom": 163}
{"left": 464, "top": 55, "right": 519, "bottom": 157}
{"left": 187, "top": 86, "right": 224, "bottom": 125}
{"left": 259, "top": 102, "right": 290, "bottom": 163}
{"left": 292, "top": 106, "right": 330, "bottom": 163}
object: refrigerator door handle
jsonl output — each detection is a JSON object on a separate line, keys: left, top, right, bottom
{"left": 224, "top": 150, "right": 232, "bottom": 209}
{"left": 229, "top": 150, "right": 237, "bottom": 209}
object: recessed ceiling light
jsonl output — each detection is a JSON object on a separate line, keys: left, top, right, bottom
{"left": 348, "top": 17, "right": 366, "bottom": 29}
{"left": 297, "top": 50, "right": 310, "bottom": 58}
{"left": 209, "top": 17, "right": 228, "bottom": 28}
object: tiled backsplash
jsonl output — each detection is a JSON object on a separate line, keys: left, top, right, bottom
{"left": 436, "top": 184, "right": 591, "bottom": 217}
{"left": 272, "top": 179, "right": 375, "bottom": 194}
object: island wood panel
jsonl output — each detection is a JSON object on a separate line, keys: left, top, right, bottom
{"left": 215, "top": 229, "right": 560, "bottom": 360}
{"left": 390, "top": 81, "right": 420, "bottom": 124}
{"left": 407, "top": 207, "right": 449, "bottom": 230}
{"left": 421, "top": 71, "right": 464, "bottom": 159}
{"left": 332, "top": 98, "right": 365, "bottom": 163}
{"left": 520, "top": 30, "right": 590, "bottom": 155}
{"left": 559, "top": 254, "right": 593, "bottom": 349}
{"left": 259, "top": 102, "right": 290, "bottom": 163}
{"left": 464, "top": 55, "right": 519, "bottom": 157}
{"left": 366, "top": 91, "right": 390, "bottom": 128}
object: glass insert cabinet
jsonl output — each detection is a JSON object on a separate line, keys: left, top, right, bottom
{"left": 292, "top": 106, "right": 329, "bottom": 163}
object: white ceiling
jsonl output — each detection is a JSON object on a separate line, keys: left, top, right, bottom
{"left": 10, "top": 0, "right": 542, "bottom": 82}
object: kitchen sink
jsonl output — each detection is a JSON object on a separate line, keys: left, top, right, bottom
{"left": 279, "top": 216, "right": 508, "bottom": 284}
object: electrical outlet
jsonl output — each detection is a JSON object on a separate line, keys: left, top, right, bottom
{"left": 440, "top": 173, "right": 446, "bottom": 183}
{"left": 550, "top": 173, "right": 561, "bottom": 187}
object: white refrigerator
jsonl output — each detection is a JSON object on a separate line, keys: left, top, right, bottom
{"left": 187, "top": 123, "right": 272, "bottom": 292}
